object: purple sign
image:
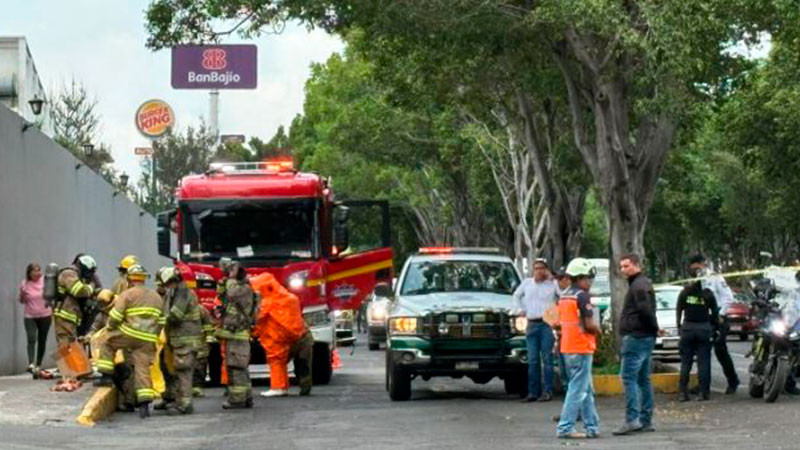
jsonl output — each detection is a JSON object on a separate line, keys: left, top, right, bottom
{"left": 171, "top": 45, "right": 257, "bottom": 89}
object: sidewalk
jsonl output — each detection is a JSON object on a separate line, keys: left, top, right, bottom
{"left": 0, "top": 374, "right": 92, "bottom": 427}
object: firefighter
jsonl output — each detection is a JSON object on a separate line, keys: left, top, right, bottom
{"left": 157, "top": 266, "right": 203, "bottom": 415}
{"left": 94, "top": 265, "right": 165, "bottom": 419}
{"left": 215, "top": 261, "right": 254, "bottom": 409}
{"left": 53, "top": 254, "right": 101, "bottom": 348}
{"left": 113, "top": 255, "right": 139, "bottom": 294}
{"left": 251, "top": 272, "right": 314, "bottom": 398}
{"left": 192, "top": 305, "right": 217, "bottom": 398}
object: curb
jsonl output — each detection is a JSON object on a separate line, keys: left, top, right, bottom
{"left": 594, "top": 373, "right": 699, "bottom": 396}
{"left": 76, "top": 386, "right": 117, "bottom": 427}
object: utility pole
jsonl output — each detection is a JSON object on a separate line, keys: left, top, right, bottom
{"left": 151, "top": 142, "right": 158, "bottom": 213}
{"left": 209, "top": 89, "right": 220, "bottom": 145}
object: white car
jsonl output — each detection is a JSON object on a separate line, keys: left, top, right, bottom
{"left": 654, "top": 285, "right": 681, "bottom": 361}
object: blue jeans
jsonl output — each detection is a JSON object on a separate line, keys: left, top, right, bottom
{"left": 557, "top": 354, "right": 599, "bottom": 436}
{"left": 620, "top": 335, "right": 655, "bottom": 426}
{"left": 525, "top": 321, "right": 555, "bottom": 397}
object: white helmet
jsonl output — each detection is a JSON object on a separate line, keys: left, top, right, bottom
{"left": 565, "top": 258, "right": 596, "bottom": 278}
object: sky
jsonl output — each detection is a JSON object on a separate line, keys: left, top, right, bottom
{"left": 1, "top": 0, "right": 343, "bottom": 183}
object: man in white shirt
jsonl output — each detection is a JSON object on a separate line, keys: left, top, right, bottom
{"left": 689, "top": 254, "right": 740, "bottom": 394}
{"left": 514, "top": 258, "right": 559, "bottom": 402}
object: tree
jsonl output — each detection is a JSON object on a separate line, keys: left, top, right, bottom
{"left": 49, "top": 79, "right": 114, "bottom": 173}
{"left": 139, "top": 123, "right": 217, "bottom": 212}
{"left": 144, "top": 1, "right": 786, "bottom": 332}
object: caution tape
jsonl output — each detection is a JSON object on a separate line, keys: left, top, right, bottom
{"left": 655, "top": 265, "right": 800, "bottom": 288}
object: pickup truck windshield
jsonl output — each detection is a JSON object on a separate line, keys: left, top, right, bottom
{"left": 401, "top": 260, "right": 520, "bottom": 296}
{"left": 180, "top": 199, "right": 317, "bottom": 262}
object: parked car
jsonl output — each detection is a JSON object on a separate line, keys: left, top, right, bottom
{"left": 654, "top": 285, "right": 681, "bottom": 361}
{"left": 367, "top": 293, "right": 390, "bottom": 350}
{"left": 727, "top": 291, "right": 758, "bottom": 340}
{"left": 382, "top": 247, "right": 527, "bottom": 401}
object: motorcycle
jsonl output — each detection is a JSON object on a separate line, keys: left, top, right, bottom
{"left": 747, "top": 278, "right": 800, "bottom": 402}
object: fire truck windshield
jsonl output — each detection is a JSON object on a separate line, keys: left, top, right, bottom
{"left": 180, "top": 198, "right": 318, "bottom": 262}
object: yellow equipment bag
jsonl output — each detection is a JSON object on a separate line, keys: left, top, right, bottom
{"left": 149, "top": 330, "right": 167, "bottom": 395}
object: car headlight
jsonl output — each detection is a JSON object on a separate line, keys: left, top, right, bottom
{"left": 369, "top": 304, "right": 387, "bottom": 322}
{"left": 287, "top": 270, "right": 308, "bottom": 291}
{"left": 389, "top": 317, "right": 419, "bottom": 335}
{"left": 513, "top": 316, "right": 528, "bottom": 335}
{"left": 194, "top": 272, "right": 216, "bottom": 290}
{"left": 770, "top": 320, "right": 787, "bottom": 336}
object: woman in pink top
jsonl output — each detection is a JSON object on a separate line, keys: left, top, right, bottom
{"left": 19, "top": 263, "right": 51, "bottom": 373}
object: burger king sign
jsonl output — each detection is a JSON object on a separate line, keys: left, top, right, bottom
{"left": 135, "top": 99, "right": 175, "bottom": 138}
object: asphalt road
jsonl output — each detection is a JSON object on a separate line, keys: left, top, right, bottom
{"left": 2, "top": 335, "right": 800, "bottom": 450}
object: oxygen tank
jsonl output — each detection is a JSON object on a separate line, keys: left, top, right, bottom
{"left": 43, "top": 263, "right": 60, "bottom": 305}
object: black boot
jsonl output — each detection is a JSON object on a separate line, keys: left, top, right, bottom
{"left": 678, "top": 392, "right": 691, "bottom": 402}
{"left": 138, "top": 403, "right": 151, "bottom": 419}
{"left": 94, "top": 374, "right": 114, "bottom": 387}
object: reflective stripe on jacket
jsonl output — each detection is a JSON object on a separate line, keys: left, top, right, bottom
{"left": 107, "top": 285, "right": 164, "bottom": 344}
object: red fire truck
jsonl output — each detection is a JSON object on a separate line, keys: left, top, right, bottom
{"left": 156, "top": 159, "right": 393, "bottom": 385}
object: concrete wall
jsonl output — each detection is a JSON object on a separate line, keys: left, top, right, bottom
{"left": 0, "top": 104, "right": 171, "bottom": 375}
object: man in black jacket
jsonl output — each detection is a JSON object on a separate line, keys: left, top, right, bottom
{"left": 613, "top": 254, "right": 659, "bottom": 436}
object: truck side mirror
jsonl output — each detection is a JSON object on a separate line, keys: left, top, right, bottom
{"left": 156, "top": 210, "right": 175, "bottom": 258}
{"left": 374, "top": 282, "right": 393, "bottom": 299}
{"left": 333, "top": 205, "right": 350, "bottom": 253}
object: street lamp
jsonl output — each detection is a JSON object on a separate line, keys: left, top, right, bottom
{"left": 21, "top": 95, "right": 46, "bottom": 132}
{"left": 76, "top": 143, "right": 94, "bottom": 170}
{"left": 28, "top": 96, "right": 45, "bottom": 116}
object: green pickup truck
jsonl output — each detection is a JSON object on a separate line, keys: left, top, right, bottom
{"left": 377, "top": 248, "right": 529, "bottom": 401}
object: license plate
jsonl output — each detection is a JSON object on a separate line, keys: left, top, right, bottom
{"left": 663, "top": 340, "right": 679, "bottom": 349}
{"left": 455, "top": 361, "right": 480, "bottom": 370}
{"left": 730, "top": 324, "right": 742, "bottom": 331}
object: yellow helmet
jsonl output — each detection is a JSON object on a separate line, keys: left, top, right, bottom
{"left": 126, "top": 264, "right": 150, "bottom": 281}
{"left": 96, "top": 289, "right": 116, "bottom": 303}
{"left": 119, "top": 255, "right": 139, "bottom": 270}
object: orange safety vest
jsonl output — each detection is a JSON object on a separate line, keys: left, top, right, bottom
{"left": 558, "top": 290, "right": 596, "bottom": 354}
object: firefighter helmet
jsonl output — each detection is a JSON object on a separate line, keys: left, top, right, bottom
{"left": 157, "top": 266, "right": 181, "bottom": 285}
{"left": 118, "top": 255, "right": 139, "bottom": 270}
{"left": 126, "top": 264, "right": 149, "bottom": 281}
{"left": 96, "top": 289, "right": 115, "bottom": 303}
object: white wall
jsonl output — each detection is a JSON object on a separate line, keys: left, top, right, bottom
{"left": 0, "top": 104, "right": 170, "bottom": 375}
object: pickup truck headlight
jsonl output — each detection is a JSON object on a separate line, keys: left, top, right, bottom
{"left": 389, "top": 317, "right": 419, "bottom": 335}
{"left": 513, "top": 317, "right": 528, "bottom": 335}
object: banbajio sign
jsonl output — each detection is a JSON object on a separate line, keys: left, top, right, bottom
{"left": 171, "top": 44, "right": 257, "bottom": 89}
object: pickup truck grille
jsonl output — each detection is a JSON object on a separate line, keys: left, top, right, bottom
{"left": 431, "top": 312, "right": 508, "bottom": 339}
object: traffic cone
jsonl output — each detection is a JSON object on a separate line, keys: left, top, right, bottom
{"left": 332, "top": 349, "right": 342, "bottom": 370}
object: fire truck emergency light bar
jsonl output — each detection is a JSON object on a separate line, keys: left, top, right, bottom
{"left": 207, "top": 158, "right": 294, "bottom": 175}
{"left": 418, "top": 247, "right": 502, "bottom": 255}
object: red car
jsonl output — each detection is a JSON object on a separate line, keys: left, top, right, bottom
{"left": 726, "top": 292, "right": 758, "bottom": 340}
